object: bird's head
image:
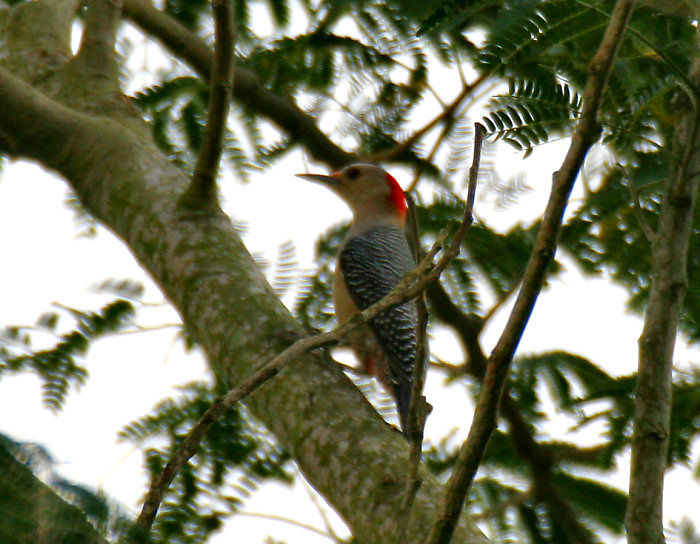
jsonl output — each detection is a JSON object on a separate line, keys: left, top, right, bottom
{"left": 296, "top": 163, "right": 407, "bottom": 222}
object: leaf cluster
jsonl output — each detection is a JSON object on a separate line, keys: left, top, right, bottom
{"left": 132, "top": 77, "right": 255, "bottom": 181}
{"left": 0, "top": 433, "right": 135, "bottom": 542}
{"left": 0, "top": 299, "right": 135, "bottom": 410}
{"left": 463, "top": 1, "right": 695, "bottom": 158}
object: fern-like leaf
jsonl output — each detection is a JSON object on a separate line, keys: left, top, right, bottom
{"left": 483, "top": 79, "right": 581, "bottom": 156}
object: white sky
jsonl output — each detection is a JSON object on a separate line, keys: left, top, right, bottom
{"left": 0, "top": 8, "right": 698, "bottom": 544}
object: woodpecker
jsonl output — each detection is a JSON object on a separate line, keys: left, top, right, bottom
{"left": 297, "top": 163, "right": 421, "bottom": 434}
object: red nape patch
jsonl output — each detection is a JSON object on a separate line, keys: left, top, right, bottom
{"left": 385, "top": 172, "right": 407, "bottom": 218}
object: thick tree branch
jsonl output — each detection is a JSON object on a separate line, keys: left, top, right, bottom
{"left": 122, "top": 0, "right": 357, "bottom": 170}
{"left": 183, "top": 0, "right": 234, "bottom": 204}
{"left": 427, "top": 2, "right": 635, "bottom": 542}
{"left": 626, "top": 28, "right": 700, "bottom": 544}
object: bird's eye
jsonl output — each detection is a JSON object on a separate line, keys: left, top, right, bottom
{"left": 346, "top": 167, "right": 360, "bottom": 180}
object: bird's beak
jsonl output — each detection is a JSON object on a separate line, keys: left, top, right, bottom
{"left": 295, "top": 172, "right": 339, "bottom": 187}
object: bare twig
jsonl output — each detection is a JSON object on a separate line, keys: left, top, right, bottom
{"left": 369, "top": 75, "right": 488, "bottom": 164}
{"left": 181, "top": 0, "right": 234, "bottom": 205}
{"left": 426, "top": 3, "right": 635, "bottom": 543}
{"left": 626, "top": 29, "right": 700, "bottom": 544}
{"left": 398, "top": 125, "right": 485, "bottom": 544}
{"left": 406, "top": 119, "right": 456, "bottom": 193}
{"left": 236, "top": 512, "right": 338, "bottom": 541}
{"left": 302, "top": 480, "right": 345, "bottom": 543}
{"left": 618, "top": 162, "right": 656, "bottom": 243}
{"left": 398, "top": 195, "right": 430, "bottom": 544}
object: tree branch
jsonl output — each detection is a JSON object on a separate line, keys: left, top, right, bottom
{"left": 0, "top": 442, "right": 109, "bottom": 544}
{"left": 618, "top": 162, "right": 656, "bottom": 243}
{"left": 181, "top": 0, "right": 234, "bottom": 205}
{"left": 398, "top": 194, "right": 431, "bottom": 544}
{"left": 0, "top": 0, "right": 79, "bottom": 84}
{"left": 427, "top": 2, "right": 635, "bottom": 542}
{"left": 73, "top": 0, "right": 123, "bottom": 91}
{"left": 626, "top": 26, "right": 700, "bottom": 544}
{"left": 370, "top": 77, "right": 487, "bottom": 165}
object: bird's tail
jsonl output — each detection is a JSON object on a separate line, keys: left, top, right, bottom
{"left": 394, "top": 381, "right": 412, "bottom": 436}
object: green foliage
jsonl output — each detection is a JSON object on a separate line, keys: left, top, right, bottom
{"left": 669, "top": 518, "right": 700, "bottom": 544}
{"left": 0, "top": 433, "right": 136, "bottom": 542}
{"left": 132, "top": 77, "right": 254, "bottom": 181}
{"left": 163, "top": 0, "right": 209, "bottom": 31}
{"left": 0, "top": 299, "right": 135, "bottom": 411}
{"left": 483, "top": 80, "right": 581, "bottom": 157}
{"left": 552, "top": 472, "right": 626, "bottom": 533}
{"left": 559, "top": 150, "right": 700, "bottom": 342}
{"left": 119, "top": 381, "right": 291, "bottom": 544}
{"left": 416, "top": 198, "right": 557, "bottom": 309}
{"left": 421, "top": 348, "right": 700, "bottom": 541}
{"left": 293, "top": 223, "right": 347, "bottom": 332}
{"left": 465, "top": 0, "right": 697, "bottom": 160}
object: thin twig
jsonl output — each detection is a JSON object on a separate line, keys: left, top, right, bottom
{"left": 235, "top": 512, "right": 337, "bottom": 541}
{"left": 398, "top": 125, "right": 485, "bottom": 544}
{"left": 406, "top": 119, "right": 456, "bottom": 193}
{"left": 618, "top": 162, "right": 655, "bottom": 243}
{"left": 369, "top": 74, "right": 488, "bottom": 164}
{"left": 426, "top": 2, "right": 635, "bottom": 543}
{"left": 136, "top": 175, "right": 477, "bottom": 529}
{"left": 181, "top": 0, "right": 235, "bottom": 205}
{"left": 302, "top": 479, "right": 345, "bottom": 543}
